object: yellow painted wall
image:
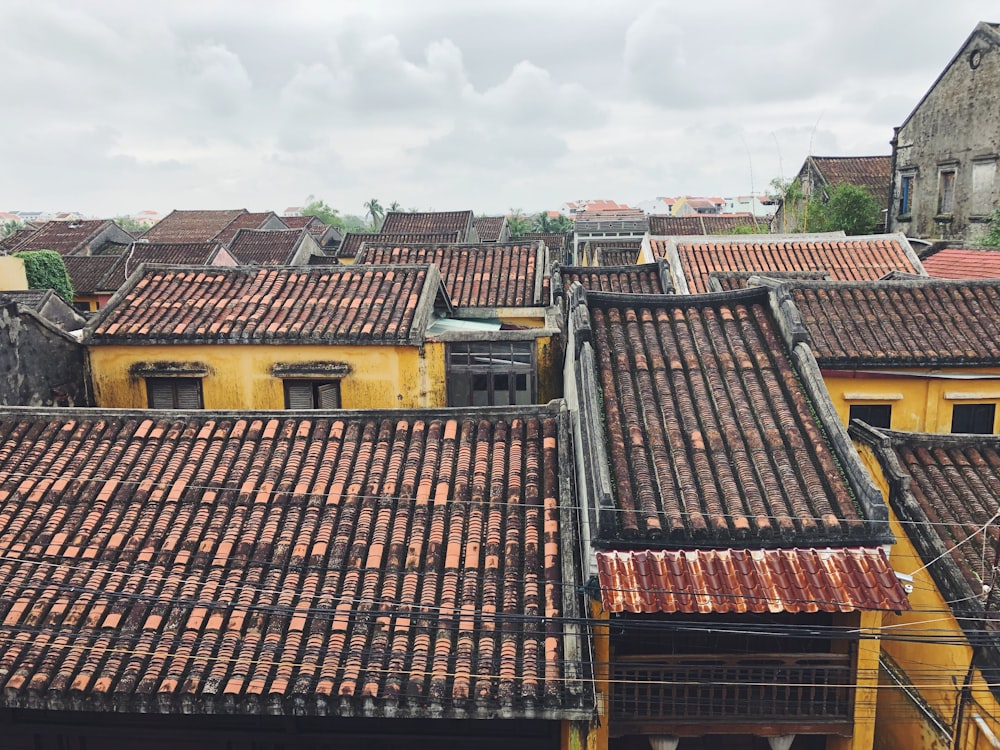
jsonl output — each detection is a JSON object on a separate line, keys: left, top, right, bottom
{"left": 0, "top": 256, "right": 28, "bottom": 290}
{"left": 587, "top": 599, "right": 610, "bottom": 750}
{"left": 828, "top": 610, "right": 882, "bottom": 750}
{"left": 87, "top": 342, "right": 447, "bottom": 410}
{"left": 824, "top": 370, "right": 1000, "bottom": 433}
{"left": 856, "top": 442, "right": 1000, "bottom": 750}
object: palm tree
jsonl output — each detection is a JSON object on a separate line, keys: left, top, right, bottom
{"left": 364, "top": 198, "right": 384, "bottom": 231}
{"left": 507, "top": 208, "right": 530, "bottom": 237}
{"left": 387, "top": 201, "right": 401, "bottom": 213}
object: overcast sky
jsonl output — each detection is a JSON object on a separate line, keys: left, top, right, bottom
{"left": 0, "top": 0, "right": 994, "bottom": 218}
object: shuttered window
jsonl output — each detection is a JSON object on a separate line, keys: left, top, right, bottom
{"left": 146, "top": 378, "right": 203, "bottom": 409}
{"left": 284, "top": 380, "right": 342, "bottom": 409}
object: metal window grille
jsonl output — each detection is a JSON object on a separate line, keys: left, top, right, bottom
{"left": 446, "top": 341, "right": 535, "bottom": 407}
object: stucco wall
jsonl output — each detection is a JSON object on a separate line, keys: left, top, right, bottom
{"left": 0, "top": 304, "right": 88, "bottom": 406}
{"left": 87, "top": 342, "right": 447, "bottom": 410}
{"left": 824, "top": 370, "right": 1000, "bottom": 433}
{"left": 890, "top": 27, "right": 1000, "bottom": 240}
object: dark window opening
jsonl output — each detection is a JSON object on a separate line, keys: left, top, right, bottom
{"left": 284, "top": 380, "right": 342, "bottom": 409}
{"left": 939, "top": 170, "right": 956, "bottom": 214}
{"left": 899, "top": 174, "right": 913, "bottom": 215}
{"left": 447, "top": 341, "right": 535, "bottom": 407}
{"left": 849, "top": 404, "right": 892, "bottom": 429}
{"left": 146, "top": 377, "right": 203, "bottom": 409}
{"left": 952, "top": 403, "right": 996, "bottom": 434}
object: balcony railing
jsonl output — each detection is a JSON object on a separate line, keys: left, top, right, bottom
{"left": 611, "top": 652, "right": 853, "bottom": 732}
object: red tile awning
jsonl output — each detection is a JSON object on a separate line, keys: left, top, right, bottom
{"left": 595, "top": 547, "right": 911, "bottom": 614}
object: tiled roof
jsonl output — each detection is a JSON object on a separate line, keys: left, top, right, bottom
{"left": 10, "top": 220, "right": 110, "bottom": 256}
{"left": 597, "top": 248, "right": 640, "bottom": 267}
{"left": 358, "top": 243, "right": 548, "bottom": 308}
{"left": 921, "top": 246, "right": 1000, "bottom": 279}
{"left": 575, "top": 287, "right": 883, "bottom": 546}
{"left": 649, "top": 214, "right": 769, "bottom": 236}
{"left": 0, "top": 289, "right": 50, "bottom": 311}
{"left": 850, "top": 425, "right": 1000, "bottom": 692}
{"left": 473, "top": 216, "right": 507, "bottom": 242}
{"left": 213, "top": 212, "right": 279, "bottom": 244}
{"left": 658, "top": 234, "right": 924, "bottom": 294}
{"left": 228, "top": 229, "right": 306, "bottom": 265}
{"left": 62, "top": 255, "right": 122, "bottom": 295}
{"left": 99, "top": 243, "right": 224, "bottom": 290}
{"left": 778, "top": 279, "right": 1000, "bottom": 367}
{"left": 0, "top": 406, "right": 589, "bottom": 717}
{"left": 556, "top": 263, "right": 670, "bottom": 296}
{"left": 573, "top": 210, "right": 648, "bottom": 233}
{"left": 0, "top": 228, "right": 37, "bottom": 252}
{"left": 596, "top": 548, "right": 910, "bottom": 614}
{"left": 85, "top": 264, "right": 448, "bottom": 345}
{"left": 520, "top": 233, "right": 567, "bottom": 251}
{"left": 140, "top": 210, "right": 248, "bottom": 244}
{"left": 337, "top": 232, "right": 462, "bottom": 261}
{"left": 381, "top": 211, "right": 474, "bottom": 239}
{"left": 708, "top": 270, "right": 830, "bottom": 292}
{"left": 810, "top": 156, "right": 891, "bottom": 207}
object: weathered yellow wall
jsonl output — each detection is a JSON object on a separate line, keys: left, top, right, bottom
{"left": 856, "top": 442, "right": 1000, "bottom": 750}
{"left": 828, "top": 610, "right": 882, "bottom": 750}
{"left": 0, "top": 256, "right": 28, "bottom": 291}
{"left": 825, "top": 370, "right": 1000, "bottom": 433}
{"left": 588, "top": 599, "right": 609, "bottom": 750}
{"left": 88, "top": 342, "right": 447, "bottom": 410}
{"left": 74, "top": 296, "right": 99, "bottom": 313}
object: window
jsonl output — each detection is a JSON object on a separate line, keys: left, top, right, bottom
{"left": 938, "top": 169, "right": 957, "bottom": 214}
{"left": 284, "top": 380, "right": 341, "bottom": 409}
{"left": 849, "top": 404, "right": 892, "bottom": 429}
{"left": 898, "top": 174, "right": 914, "bottom": 215}
{"left": 951, "top": 403, "right": 996, "bottom": 434}
{"left": 146, "top": 377, "right": 203, "bottom": 409}
{"left": 972, "top": 159, "right": 997, "bottom": 216}
{"left": 447, "top": 341, "right": 535, "bottom": 407}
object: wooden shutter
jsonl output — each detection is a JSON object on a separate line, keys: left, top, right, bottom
{"left": 285, "top": 382, "right": 315, "bottom": 409}
{"left": 147, "top": 379, "right": 174, "bottom": 409}
{"left": 174, "top": 380, "right": 203, "bottom": 409}
{"left": 316, "top": 382, "right": 341, "bottom": 409}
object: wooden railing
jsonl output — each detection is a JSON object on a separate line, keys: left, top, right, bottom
{"left": 611, "top": 653, "right": 854, "bottom": 729}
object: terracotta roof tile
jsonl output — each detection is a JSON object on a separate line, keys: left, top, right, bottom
{"left": 596, "top": 548, "right": 910, "bottom": 613}
{"left": 381, "top": 211, "right": 474, "bottom": 238}
{"left": 783, "top": 278, "right": 1000, "bottom": 367}
{"left": 473, "top": 216, "right": 507, "bottom": 242}
{"left": 227, "top": 229, "right": 308, "bottom": 265}
{"left": 0, "top": 290, "right": 50, "bottom": 311}
{"left": 85, "top": 264, "right": 447, "bottom": 345}
{"left": 213, "top": 212, "right": 281, "bottom": 244}
{"left": 99, "top": 243, "right": 225, "bottom": 291}
{"left": 0, "top": 228, "right": 37, "bottom": 252}
{"left": 337, "top": 232, "right": 462, "bottom": 260}
{"left": 62, "top": 255, "right": 122, "bottom": 295}
{"left": 708, "top": 270, "right": 830, "bottom": 292}
{"left": 520, "top": 233, "right": 567, "bottom": 251}
{"left": 657, "top": 234, "right": 924, "bottom": 294}
{"left": 597, "top": 248, "right": 640, "bottom": 267}
{"left": 0, "top": 406, "right": 588, "bottom": 717}
{"left": 141, "top": 210, "right": 248, "bottom": 244}
{"left": 810, "top": 156, "right": 891, "bottom": 207}
{"left": 358, "top": 243, "right": 548, "bottom": 308}
{"left": 557, "top": 263, "right": 671, "bottom": 296}
{"left": 11, "top": 220, "right": 113, "bottom": 256}
{"left": 649, "top": 214, "right": 769, "bottom": 235}
{"left": 575, "top": 287, "right": 879, "bottom": 546}
{"left": 851, "top": 425, "right": 1000, "bottom": 694}
{"left": 922, "top": 246, "right": 1000, "bottom": 279}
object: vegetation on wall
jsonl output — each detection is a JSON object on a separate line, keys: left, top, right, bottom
{"left": 981, "top": 204, "right": 1000, "bottom": 247}
{"left": 771, "top": 178, "right": 882, "bottom": 235}
{"left": 12, "top": 249, "right": 74, "bottom": 303}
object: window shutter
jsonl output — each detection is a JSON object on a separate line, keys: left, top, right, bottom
{"left": 285, "top": 382, "right": 315, "bottom": 409}
{"left": 147, "top": 379, "right": 173, "bottom": 409}
{"left": 175, "top": 380, "right": 203, "bottom": 409}
{"left": 316, "top": 382, "right": 341, "bottom": 409}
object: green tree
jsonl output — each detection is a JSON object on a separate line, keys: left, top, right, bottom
{"left": 301, "top": 195, "right": 344, "bottom": 230}
{"left": 981, "top": 204, "right": 1000, "bottom": 247}
{"left": 364, "top": 198, "right": 384, "bottom": 230}
{"left": 13, "top": 250, "right": 74, "bottom": 303}
{"left": 810, "top": 183, "right": 883, "bottom": 236}
{"left": 507, "top": 208, "right": 530, "bottom": 237}
{"left": 340, "top": 214, "right": 372, "bottom": 234}
{"left": 1, "top": 219, "right": 23, "bottom": 240}
{"left": 387, "top": 201, "right": 401, "bottom": 213}
{"left": 114, "top": 216, "right": 146, "bottom": 234}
